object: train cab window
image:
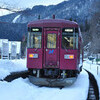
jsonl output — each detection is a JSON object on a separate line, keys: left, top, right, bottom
{"left": 62, "top": 33, "right": 74, "bottom": 49}
{"left": 62, "top": 28, "right": 78, "bottom": 49}
{"left": 28, "top": 27, "right": 42, "bottom": 48}
{"left": 47, "top": 34, "right": 56, "bottom": 49}
{"left": 28, "top": 32, "right": 42, "bottom": 48}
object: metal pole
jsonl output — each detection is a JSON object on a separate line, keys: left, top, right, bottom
{"left": 62, "top": 70, "right": 66, "bottom": 78}
{"left": 37, "top": 70, "right": 40, "bottom": 78}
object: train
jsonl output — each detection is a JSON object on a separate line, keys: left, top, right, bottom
{"left": 27, "top": 16, "right": 83, "bottom": 87}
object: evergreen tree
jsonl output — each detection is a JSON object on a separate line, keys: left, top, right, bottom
{"left": 69, "top": 18, "right": 72, "bottom": 21}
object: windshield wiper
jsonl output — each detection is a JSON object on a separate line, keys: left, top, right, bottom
{"left": 63, "top": 45, "right": 68, "bottom": 52}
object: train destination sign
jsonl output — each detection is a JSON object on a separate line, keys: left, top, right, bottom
{"left": 31, "top": 27, "right": 42, "bottom": 32}
{"left": 32, "top": 28, "right": 39, "bottom": 32}
{"left": 62, "top": 28, "right": 74, "bottom": 33}
{"left": 65, "top": 29, "right": 73, "bottom": 32}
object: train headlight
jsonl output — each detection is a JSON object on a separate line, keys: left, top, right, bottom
{"left": 64, "top": 54, "right": 74, "bottom": 59}
{"left": 29, "top": 54, "right": 38, "bottom": 58}
{"left": 29, "top": 54, "right": 34, "bottom": 58}
{"left": 69, "top": 55, "right": 74, "bottom": 59}
{"left": 33, "top": 70, "right": 36, "bottom": 74}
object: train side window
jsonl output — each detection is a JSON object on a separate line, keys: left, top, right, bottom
{"left": 29, "top": 32, "right": 42, "bottom": 48}
{"left": 47, "top": 34, "right": 56, "bottom": 49}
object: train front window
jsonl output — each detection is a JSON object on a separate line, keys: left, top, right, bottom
{"left": 62, "top": 28, "right": 78, "bottom": 49}
{"left": 47, "top": 34, "right": 56, "bottom": 49}
{"left": 62, "top": 33, "right": 74, "bottom": 49}
{"left": 28, "top": 32, "right": 42, "bottom": 48}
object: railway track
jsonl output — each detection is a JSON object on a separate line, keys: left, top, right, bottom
{"left": 84, "top": 69, "right": 99, "bottom": 100}
{"left": 88, "top": 81, "right": 97, "bottom": 100}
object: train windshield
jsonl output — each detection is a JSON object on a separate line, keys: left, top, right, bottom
{"left": 62, "top": 28, "right": 78, "bottom": 49}
{"left": 28, "top": 32, "right": 42, "bottom": 48}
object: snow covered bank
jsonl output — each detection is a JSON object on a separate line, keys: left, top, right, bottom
{"left": 83, "top": 59, "right": 100, "bottom": 95}
{"left": 0, "top": 9, "right": 13, "bottom": 16}
{"left": 0, "top": 59, "right": 27, "bottom": 79}
{"left": 0, "top": 70, "right": 89, "bottom": 100}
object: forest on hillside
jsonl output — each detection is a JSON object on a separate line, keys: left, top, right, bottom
{"left": 81, "top": 1, "right": 100, "bottom": 55}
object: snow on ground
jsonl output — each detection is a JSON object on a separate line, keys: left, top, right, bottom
{"left": 0, "top": 9, "right": 13, "bottom": 16}
{"left": 12, "top": 15, "right": 21, "bottom": 23}
{"left": 0, "top": 69, "right": 89, "bottom": 100}
{"left": 0, "top": 59, "right": 27, "bottom": 79}
{"left": 3, "top": 58, "right": 100, "bottom": 100}
{"left": 0, "top": 59, "right": 89, "bottom": 100}
{"left": 83, "top": 59, "right": 100, "bottom": 95}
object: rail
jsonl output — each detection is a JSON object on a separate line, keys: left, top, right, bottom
{"left": 84, "top": 69, "right": 99, "bottom": 100}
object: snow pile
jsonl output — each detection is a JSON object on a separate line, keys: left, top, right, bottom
{"left": 0, "top": 69, "right": 89, "bottom": 100}
{"left": 0, "top": 59, "right": 27, "bottom": 79}
{"left": 0, "top": 68, "right": 10, "bottom": 80}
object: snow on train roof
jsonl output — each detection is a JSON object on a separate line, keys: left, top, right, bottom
{"left": 28, "top": 19, "right": 78, "bottom": 27}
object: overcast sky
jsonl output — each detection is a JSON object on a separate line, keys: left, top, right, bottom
{"left": 0, "top": 0, "right": 69, "bottom": 9}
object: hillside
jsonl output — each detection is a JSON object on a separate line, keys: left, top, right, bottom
{"left": 0, "top": 0, "right": 96, "bottom": 23}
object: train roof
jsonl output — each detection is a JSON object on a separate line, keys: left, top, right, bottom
{"left": 28, "top": 19, "right": 78, "bottom": 28}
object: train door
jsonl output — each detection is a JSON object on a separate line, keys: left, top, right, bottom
{"left": 44, "top": 28, "right": 60, "bottom": 68}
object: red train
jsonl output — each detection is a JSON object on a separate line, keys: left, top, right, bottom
{"left": 27, "top": 17, "right": 83, "bottom": 86}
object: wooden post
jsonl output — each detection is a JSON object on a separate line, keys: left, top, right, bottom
{"left": 90, "top": 64, "right": 91, "bottom": 70}
{"left": 97, "top": 66, "right": 99, "bottom": 75}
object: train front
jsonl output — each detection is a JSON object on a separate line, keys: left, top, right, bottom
{"left": 27, "top": 19, "right": 83, "bottom": 87}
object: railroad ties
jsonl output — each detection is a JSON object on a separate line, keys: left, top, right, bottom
{"left": 87, "top": 81, "right": 96, "bottom": 100}
{"left": 84, "top": 69, "right": 99, "bottom": 100}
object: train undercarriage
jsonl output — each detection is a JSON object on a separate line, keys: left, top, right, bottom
{"left": 28, "top": 68, "right": 79, "bottom": 87}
